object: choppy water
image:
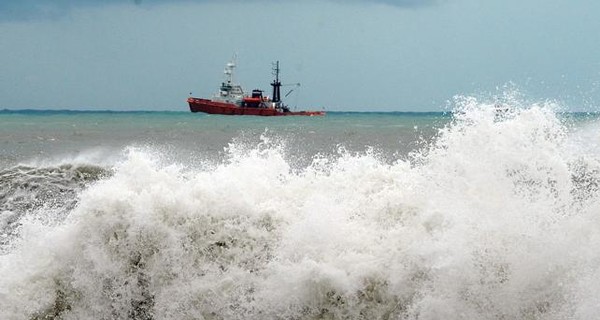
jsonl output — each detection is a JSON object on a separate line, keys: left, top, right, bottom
{"left": 2, "top": 98, "right": 600, "bottom": 319}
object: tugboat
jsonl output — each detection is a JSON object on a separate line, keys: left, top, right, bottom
{"left": 188, "top": 59, "right": 325, "bottom": 116}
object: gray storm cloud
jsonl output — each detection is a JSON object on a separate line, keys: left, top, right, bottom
{"left": 0, "top": 0, "right": 436, "bottom": 21}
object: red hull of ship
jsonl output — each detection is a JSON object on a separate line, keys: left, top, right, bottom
{"left": 188, "top": 98, "right": 325, "bottom": 116}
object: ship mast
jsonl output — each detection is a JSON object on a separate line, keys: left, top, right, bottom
{"left": 224, "top": 59, "right": 236, "bottom": 84}
{"left": 271, "top": 61, "right": 281, "bottom": 103}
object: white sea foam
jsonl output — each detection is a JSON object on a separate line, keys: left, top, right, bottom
{"left": 2, "top": 99, "right": 600, "bottom": 319}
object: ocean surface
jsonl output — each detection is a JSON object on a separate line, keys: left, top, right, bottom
{"left": 2, "top": 98, "right": 600, "bottom": 319}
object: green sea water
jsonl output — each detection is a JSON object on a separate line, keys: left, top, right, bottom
{"left": 0, "top": 110, "right": 450, "bottom": 168}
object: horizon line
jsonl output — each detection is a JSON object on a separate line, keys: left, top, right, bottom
{"left": 0, "top": 108, "right": 451, "bottom": 114}
{"left": 1, "top": 108, "right": 597, "bottom": 115}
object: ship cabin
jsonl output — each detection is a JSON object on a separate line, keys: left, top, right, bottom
{"left": 242, "top": 89, "right": 266, "bottom": 108}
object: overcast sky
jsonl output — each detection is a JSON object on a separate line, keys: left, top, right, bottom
{"left": 1, "top": 0, "right": 599, "bottom": 111}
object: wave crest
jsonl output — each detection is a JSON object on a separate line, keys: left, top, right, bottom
{"left": 2, "top": 100, "right": 600, "bottom": 319}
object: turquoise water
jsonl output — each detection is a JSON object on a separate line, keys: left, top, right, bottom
{"left": 0, "top": 110, "right": 450, "bottom": 168}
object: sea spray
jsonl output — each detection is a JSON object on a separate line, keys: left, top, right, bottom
{"left": 0, "top": 163, "right": 108, "bottom": 254}
{"left": 1, "top": 100, "right": 600, "bottom": 319}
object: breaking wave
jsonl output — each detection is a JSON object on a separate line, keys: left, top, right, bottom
{"left": 0, "top": 163, "right": 109, "bottom": 253}
{"left": 2, "top": 98, "right": 600, "bottom": 319}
